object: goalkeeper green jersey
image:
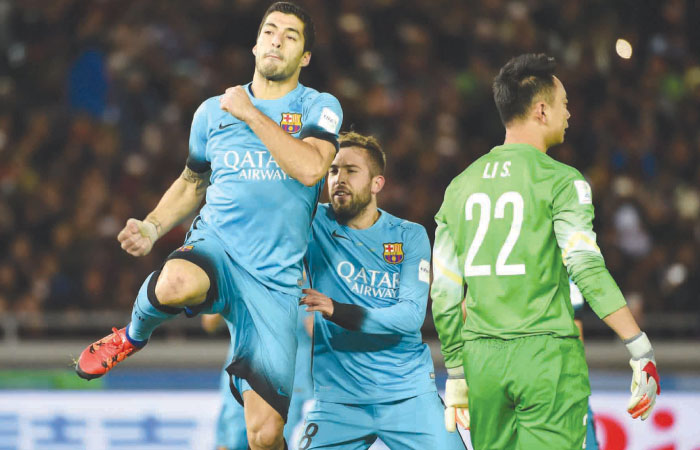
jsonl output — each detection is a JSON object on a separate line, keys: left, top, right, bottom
{"left": 432, "top": 143, "right": 626, "bottom": 368}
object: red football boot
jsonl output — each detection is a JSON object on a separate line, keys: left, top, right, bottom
{"left": 75, "top": 327, "right": 142, "bottom": 380}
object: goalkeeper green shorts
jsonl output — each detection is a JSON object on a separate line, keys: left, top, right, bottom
{"left": 463, "top": 335, "right": 590, "bottom": 450}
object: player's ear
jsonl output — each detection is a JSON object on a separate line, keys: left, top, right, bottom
{"left": 534, "top": 101, "right": 547, "bottom": 124}
{"left": 252, "top": 45, "right": 257, "bottom": 57}
{"left": 371, "top": 175, "right": 385, "bottom": 195}
{"left": 300, "top": 51, "right": 311, "bottom": 67}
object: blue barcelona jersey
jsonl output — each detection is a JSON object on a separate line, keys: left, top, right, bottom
{"left": 307, "top": 204, "right": 436, "bottom": 404}
{"left": 187, "top": 83, "right": 343, "bottom": 295}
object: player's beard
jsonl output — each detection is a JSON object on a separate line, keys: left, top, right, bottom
{"left": 331, "top": 186, "right": 372, "bottom": 224}
{"left": 256, "top": 54, "right": 300, "bottom": 82}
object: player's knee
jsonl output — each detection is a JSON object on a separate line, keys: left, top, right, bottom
{"left": 246, "top": 415, "right": 284, "bottom": 449}
{"left": 154, "top": 272, "right": 190, "bottom": 307}
{"left": 155, "top": 260, "right": 209, "bottom": 307}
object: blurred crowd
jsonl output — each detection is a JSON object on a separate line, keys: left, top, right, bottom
{"left": 1, "top": 0, "right": 699, "bottom": 336}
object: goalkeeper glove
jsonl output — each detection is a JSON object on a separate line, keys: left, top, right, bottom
{"left": 624, "top": 332, "right": 660, "bottom": 420}
{"left": 444, "top": 366, "right": 470, "bottom": 432}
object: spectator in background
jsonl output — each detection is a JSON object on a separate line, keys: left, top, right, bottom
{"left": 1, "top": 0, "right": 699, "bottom": 337}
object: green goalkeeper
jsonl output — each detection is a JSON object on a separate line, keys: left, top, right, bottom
{"left": 431, "top": 53, "right": 660, "bottom": 450}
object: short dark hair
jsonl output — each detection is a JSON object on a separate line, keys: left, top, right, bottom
{"left": 493, "top": 53, "right": 557, "bottom": 126}
{"left": 339, "top": 131, "right": 386, "bottom": 177}
{"left": 258, "top": 2, "right": 315, "bottom": 52}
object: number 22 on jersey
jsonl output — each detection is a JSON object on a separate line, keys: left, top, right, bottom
{"left": 464, "top": 191, "right": 525, "bottom": 277}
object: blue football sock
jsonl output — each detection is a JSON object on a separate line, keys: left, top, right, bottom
{"left": 126, "top": 271, "right": 182, "bottom": 344}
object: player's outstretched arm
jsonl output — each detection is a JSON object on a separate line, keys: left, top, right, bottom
{"left": 117, "top": 166, "right": 210, "bottom": 257}
{"left": 219, "top": 86, "right": 336, "bottom": 186}
{"left": 300, "top": 288, "right": 425, "bottom": 336}
{"left": 553, "top": 174, "right": 659, "bottom": 420}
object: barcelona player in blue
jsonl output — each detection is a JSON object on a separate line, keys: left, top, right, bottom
{"left": 202, "top": 312, "right": 314, "bottom": 450}
{"left": 299, "top": 132, "right": 466, "bottom": 450}
{"left": 74, "top": 3, "right": 342, "bottom": 449}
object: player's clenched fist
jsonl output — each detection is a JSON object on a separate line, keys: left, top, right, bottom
{"left": 219, "top": 86, "right": 256, "bottom": 122}
{"left": 117, "top": 218, "right": 159, "bottom": 257}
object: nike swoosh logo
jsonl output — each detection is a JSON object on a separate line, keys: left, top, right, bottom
{"left": 331, "top": 230, "right": 349, "bottom": 240}
{"left": 276, "top": 387, "right": 289, "bottom": 397}
{"left": 219, "top": 122, "right": 236, "bottom": 129}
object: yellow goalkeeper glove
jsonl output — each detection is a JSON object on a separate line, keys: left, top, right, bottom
{"left": 444, "top": 366, "right": 470, "bottom": 432}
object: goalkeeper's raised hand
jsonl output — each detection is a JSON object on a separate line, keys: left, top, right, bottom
{"left": 625, "top": 332, "right": 660, "bottom": 420}
{"left": 444, "top": 366, "right": 470, "bottom": 432}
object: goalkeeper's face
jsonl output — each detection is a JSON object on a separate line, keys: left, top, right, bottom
{"left": 328, "top": 147, "right": 379, "bottom": 223}
{"left": 545, "top": 76, "right": 570, "bottom": 146}
{"left": 253, "top": 12, "right": 310, "bottom": 82}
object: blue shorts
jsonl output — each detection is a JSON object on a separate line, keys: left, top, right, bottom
{"left": 299, "top": 392, "right": 467, "bottom": 450}
{"left": 215, "top": 371, "right": 313, "bottom": 449}
{"left": 215, "top": 348, "right": 313, "bottom": 449}
{"left": 168, "top": 226, "right": 299, "bottom": 421}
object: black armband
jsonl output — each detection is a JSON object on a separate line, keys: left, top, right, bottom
{"left": 186, "top": 156, "right": 211, "bottom": 173}
{"left": 328, "top": 299, "right": 366, "bottom": 331}
{"left": 299, "top": 126, "right": 339, "bottom": 152}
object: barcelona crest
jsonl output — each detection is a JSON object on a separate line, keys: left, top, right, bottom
{"left": 383, "top": 242, "right": 404, "bottom": 264}
{"left": 280, "top": 112, "right": 302, "bottom": 134}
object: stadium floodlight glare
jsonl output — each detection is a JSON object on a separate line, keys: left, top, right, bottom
{"left": 616, "top": 38, "right": 633, "bottom": 59}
